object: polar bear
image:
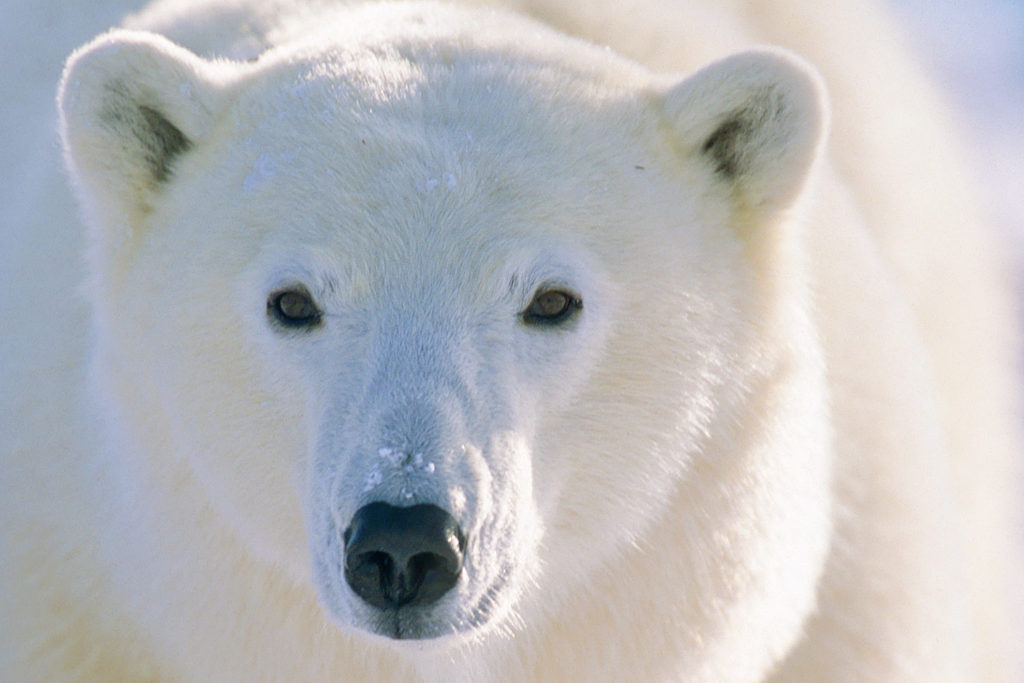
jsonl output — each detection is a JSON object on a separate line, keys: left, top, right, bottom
{"left": 1, "top": 0, "right": 1020, "bottom": 680}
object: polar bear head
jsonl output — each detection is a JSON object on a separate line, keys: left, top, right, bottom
{"left": 59, "top": 2, "right": 829, "bottom": 655}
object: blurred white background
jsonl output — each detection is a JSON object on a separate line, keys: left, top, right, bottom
{"left": 890, "top": 0, "right": 1024, "bottom": 259}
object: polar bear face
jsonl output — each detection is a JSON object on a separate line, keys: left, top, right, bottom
{"left": 60, "top": 4, "right": 829, "bottom": 647}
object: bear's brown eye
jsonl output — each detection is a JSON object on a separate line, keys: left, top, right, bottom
{"left": 268, "top": 289, "right": 321, "bottom": 328}
{"left": 522, "top": 289, "right": 581, "bottom": 326}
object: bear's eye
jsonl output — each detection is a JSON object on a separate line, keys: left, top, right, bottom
{"left": 268, "top": 288, "right": 321, "bottom": 328}
{"left": 522, "top": 288, "right": 582, "bottom": 326}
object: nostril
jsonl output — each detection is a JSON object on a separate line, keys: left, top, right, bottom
{"left": 343, "top": 502, "right": 465, "bottom": 610}
{"left": 406, "top": 551, "right": 458, "bottom": 605}
{"left": 346, "top": 551, "right": 397, "bottom": 603}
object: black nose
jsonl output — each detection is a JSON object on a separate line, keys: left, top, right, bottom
{"left": 343, "top": 502, "right": 465, "bottom": 610}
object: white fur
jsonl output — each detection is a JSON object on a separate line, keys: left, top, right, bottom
{"left": 1, "top": 0, "right": 1020, "bottom": 681}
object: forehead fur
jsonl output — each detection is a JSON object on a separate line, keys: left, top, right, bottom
{"left": 258, "top": 3, "right": 650, "bottom": 90}
{"left": 223, "top": 2, "right": 660, "bottom": 170}
{"left": 179, "top": 4, "right": 690, "bottom": 277}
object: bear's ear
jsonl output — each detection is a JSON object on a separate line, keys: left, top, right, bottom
{"left": 59, "top": 30, "right": 227, "bottom": 227}
{"left": 662, "top": 49, "right": 828, "bottom": 217}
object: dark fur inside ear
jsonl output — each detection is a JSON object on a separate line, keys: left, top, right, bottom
{"left": 701, "top": 89, "right": 783, "bottom": 181}
{"left": 702, "top": 116, "right": 749, "bottom": 179}
{"left": 100, "top": 81, "right": 193, "bottom": 184}
{"left": 138, "top": 105, "right": 192, "bottom": 182}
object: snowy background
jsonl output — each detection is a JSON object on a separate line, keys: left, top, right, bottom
{"left": 891, "top": 0, "right": 1024, "bottom": 650}
{"left": 889, "top": 0, "right": 1024, "bottom": 260}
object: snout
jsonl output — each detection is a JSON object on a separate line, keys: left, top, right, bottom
{"left": 343, "top": 502, "right": 466, "bottom": 610}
